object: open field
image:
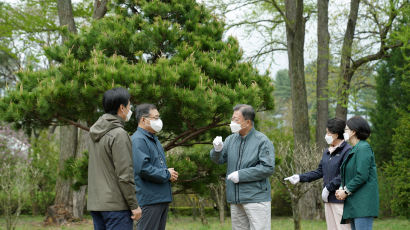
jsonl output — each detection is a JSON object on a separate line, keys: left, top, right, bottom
{"left": 1, "top": 215, "right": 409, "bottom": 230}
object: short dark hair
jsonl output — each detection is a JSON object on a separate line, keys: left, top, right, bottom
{"left": 135, "top": 103, "right": 157, "bottom": 123}
{"left": 327, "top": 118, "right": 346, "bottom": 140}
{"left": 346, "top": 116, "right": 371, "bottom": 140}
{"left": 233, "top": 104, "right": 255, "bottom": 122}
{"left": 102, "top": 88, "right": 130, "bottom": 115}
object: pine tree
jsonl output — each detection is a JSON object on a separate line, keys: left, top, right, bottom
{"left": 0, "top": 0, "right": 274, "bottom": 150}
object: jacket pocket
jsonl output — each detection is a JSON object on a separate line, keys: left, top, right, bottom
{"left": 260, "top": 179, "right": 267, "bottom": 191}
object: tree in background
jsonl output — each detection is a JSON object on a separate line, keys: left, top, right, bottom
{"left": 316, "top": 0, "right": 329, "bottom": 151}
{"left": 371, "top": 49, "right": 408, "bottom": 164}
{"left": 276, "top": 142, "right": 323, "bottom": 230}
{"left": 371, "top": 3, "right": 409, "bottom": 217}
{"left": 0, "top": 125, "right": 38, "bottom": 230}
{"left": 168, "top": 145, "right": 227, "bottom": 225}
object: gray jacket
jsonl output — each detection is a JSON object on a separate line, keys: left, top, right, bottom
{"left": 87, "top": 114, "right": 139, "bottom": 211}
{"left": 210, "top": 128, "right": 275, "bottom": 204}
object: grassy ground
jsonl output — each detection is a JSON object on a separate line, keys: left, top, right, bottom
{"left": 0, "top": 215, "right": 409, "bottom": 230}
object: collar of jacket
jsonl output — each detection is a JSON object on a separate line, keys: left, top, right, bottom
{"left": 349, "top": 140, "right": 366, "bottom": 154}
{"left": 234, "top": 127, "right": 255, "bottom": 140}
{"left": 326, "top": 140, "right": 347, "bottom": 155}
{"left": 137, "top": 126, "right": 157, "bottom": 140}
{"left": 102, "top": 113, "right": 125, "bottom": 126}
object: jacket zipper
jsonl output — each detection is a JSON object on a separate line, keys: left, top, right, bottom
{"left": 235, "top": 138, "right": 245, "bottom": 203}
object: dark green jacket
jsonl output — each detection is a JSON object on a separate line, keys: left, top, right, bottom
{"left": 87, "top": 114, "right": 139, "bottom": 211}
{"left": 340, "top": 140, "right": 379, "bottom": 223}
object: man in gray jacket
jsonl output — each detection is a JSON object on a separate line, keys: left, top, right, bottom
{"left": 210, "top": 104, "right": 275, "bottom": 230}
{"left": 87, "top": 88, "right": 141, "bottom": 230}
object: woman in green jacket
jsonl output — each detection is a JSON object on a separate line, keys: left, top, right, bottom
{"left": 336, "top": 116, "right": 379, "bottom": 230}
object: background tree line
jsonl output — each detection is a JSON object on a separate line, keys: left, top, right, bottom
{"left": 0, "top": 0, "right": 408, "bottom": 230}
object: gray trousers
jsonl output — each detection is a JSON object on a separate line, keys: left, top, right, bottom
{"left": 231, "top": 201, "right": 271, "bottom": 230}
{"left": 137, "top": 203, "right": 169, "bottom": 230}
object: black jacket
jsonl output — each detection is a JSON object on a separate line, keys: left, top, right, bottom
{"left": 299, "top": 141, "right": 352, "bottom": 203}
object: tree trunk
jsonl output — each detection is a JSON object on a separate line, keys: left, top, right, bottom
{"left": 93, "top": 0, "right": 109, "bottom": 19}
{"left": 209, "top": 180, "right": 226, "bottom": 224}
{"left": 185, "top": 195, "right": 198, "bottom": 220}
{"left": 72, "top": 121, "right": 88, "bottom": 220}
{"left": 298, "top": 183, "right": 325, "bottom": 220}
{"left": 57, "top": 0, "right": 77, "bottom": 37}
{"left": 198, "top": 196, "right": 208, "bottom": 225}
{"left": 316, "top": 0, "right": 329, "bottom": 151}
{"left": 335, "top": 0, "right": 360, "bottom": 120}
{"left": 46, "top": 125, "right": 77, "bottom": 225}
{"left": 284, "top": 0, "right": 310, "bottom": 146}
{"left": 291, "top": 198, "right": 301, "bottom": 230}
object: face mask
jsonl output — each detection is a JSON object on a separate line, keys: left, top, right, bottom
{"left": 150, "top": 119, "right": 163, "bottom": 133}
{"left": 325, "top": 134, "right": 333, "bottom": 145}
{"left": 343, "top": 132, "right": 350, "bottom": 142}
{"left": 230, "top": 121, "right": 242, "bottom": 133}
{"left": 125, "top": 110, "right": 132, "bottom": 122}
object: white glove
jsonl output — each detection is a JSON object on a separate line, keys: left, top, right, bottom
{"left": 322, "top": 187, "right": 329, "bottom": 202}
{"left": 227, "top": 171, "right": 239, "bottom": 183}
{"left": 213, "top": 136, "right": 223, "bottom": 152}
{"left": 284, "top": 174, "right": 300, "bottom": 185}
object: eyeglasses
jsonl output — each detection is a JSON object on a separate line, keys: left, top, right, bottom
{"left": 144, "top": 116, "right": 160, "bottom": 120}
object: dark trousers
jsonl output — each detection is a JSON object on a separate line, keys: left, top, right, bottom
{"left": 91, "top": 210, "right": 133, "bottom": 230}
{"left": 137, "top": 203, "right": 169, "bottom": 230}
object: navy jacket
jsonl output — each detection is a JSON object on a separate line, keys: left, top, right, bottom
{"left": 131, "top": 127, "right": 172, "bottom": 207}
{"left": 299, "top": 141, "right": 351, "bottom": 203}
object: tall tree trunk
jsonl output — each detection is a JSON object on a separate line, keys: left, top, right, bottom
{"left": 46, "top": 125, "right": 77, "bottom": 225}
{"left": 284, "top": 0, "right": 310, "bottom": 147}
{"left": 93, "top": 0, "right": 109, "bottom": 19}
{"left": 73, "top": 121, "right": 88, "bottom": 220}
{"left": 316, "top": 0, "right": 329, "bottom": 151}
{"left": 335, "top": 0, "right": 360, "bottom": 120}
{"left": 57, "top": 0, "right": 77, "bottom": 37}
{"left": 283, "top": 0, "right": 324, "bottom": 220}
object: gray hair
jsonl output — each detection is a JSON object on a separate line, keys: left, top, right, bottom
{"left": 135, "top": 103, "right": 157, "bottom": 123}
{"left": 233, "top": 104, "right": 255, "bottom": 122}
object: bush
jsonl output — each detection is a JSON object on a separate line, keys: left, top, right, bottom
{"left": 382, "top": 109, "right": 410, "bottom": 218}
{"left": 27, "top": 130, "right": 59, "bottom": 215}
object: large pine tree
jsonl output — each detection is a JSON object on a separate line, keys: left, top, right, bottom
{"left": 0, "top": 0, "right": 274, "bottom": 150}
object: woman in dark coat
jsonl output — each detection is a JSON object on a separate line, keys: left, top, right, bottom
{"left": 336, "top": 116, "right": 379, "bottom": 230}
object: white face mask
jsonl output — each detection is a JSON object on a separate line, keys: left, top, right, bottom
{"left": 343, "top": 132, "right": 350, "bottom": 142}
{"left": 125, "top": 110, "right": 132, "bottom": 122}
{"left": 150, "top": 119, "right": 163, "bottom": 133}
{"left": 325, "top": 134, "right": 333, "bottom": 145}
{"left": 230, "top": 121, "right": 242, "bottom": 133}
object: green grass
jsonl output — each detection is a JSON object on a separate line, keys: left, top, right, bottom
{"left": 0, "top": 215, "right": 409, "bottom": 230}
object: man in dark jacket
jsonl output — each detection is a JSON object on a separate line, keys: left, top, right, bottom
{"left": 87, "top": 88, "right": 141, "bottom": 230}
{"left": 131, "top": 104, "right": 178, "bottom": 230}
{"left": 285, "top": 118, "right": 352, "bottom": 230}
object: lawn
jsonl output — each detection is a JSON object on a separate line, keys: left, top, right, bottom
{"left": 0, "top": 215, "right": 409, "bottom": 230}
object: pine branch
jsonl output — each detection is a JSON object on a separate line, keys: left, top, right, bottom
{"left": 57, "top": 117, "right": 90, "bottom": 131}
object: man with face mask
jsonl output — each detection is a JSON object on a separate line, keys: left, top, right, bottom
{"left": 131, "top": 104, "right": 178, "bottom": 230}
{"left": 87, "top": 88, "right": 141, "bottom": 230}
{"left": 210, "top": 104, "right": 275, "bottom": 230}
